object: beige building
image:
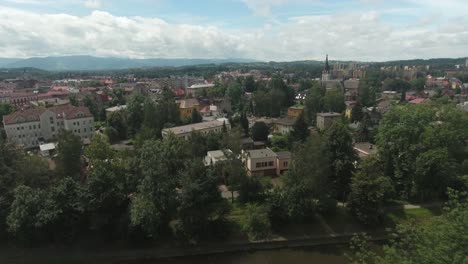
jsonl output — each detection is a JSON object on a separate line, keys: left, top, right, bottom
{"left": 3, "top": 106, "right": 94, "bottom": 148}
{"left": 316, "top": 112, "right": 341, "bottom": 130}
{"left": 161, "top": 118, "right": 230, "bottom": 139}
{"left": 276, "top": 151, "right": 291, "bottom": 175}
{"left": 273, "top": 117, "right": 295, "bottom": 135}
{"left": 242, "top": 148, "right": 278, "bottom": 176}
{"left": 186, "top": 83, "right": 215, "bottom": 97}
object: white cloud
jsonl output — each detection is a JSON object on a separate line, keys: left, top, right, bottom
{"left": 84, "top": 0, "right": 101, "bottom": 9}
{"left": 242, "top": 0, "right": 288, "bottom": 17}
{"left": 0, "top": 6, "right": 467, "bottom": 61}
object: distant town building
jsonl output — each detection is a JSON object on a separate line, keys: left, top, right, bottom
{"left": 3, "top": 106, "right": 94, "bottom": 148}
{"left": 242, "top": 148, "right": 291, "bottom": 176}
{"left": 161, "top": 118, "right": 230, "bottom": 139}
{"left": 273, "top": 117, "right": 295, "bottom": 135}
{"left": 204, "top": 149, "right": 233, "bottom": 166}
{"left": 186, "top": 83, "right": 215, "bottom": 97}
{"left": 105, "top": 105, "right": 127, "bottom": 119}
{"left": 178, "top": 98, "right": 200, "bottom": 119}
{"left": 316, "top": 112, "right": 341, "bottom": 130}
{"left": 287, "top": 105, "right": 304, "bottom": 118}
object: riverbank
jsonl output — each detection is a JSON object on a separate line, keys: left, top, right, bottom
{"left": 0, "top": 205, "right": 440, "bottom": 264}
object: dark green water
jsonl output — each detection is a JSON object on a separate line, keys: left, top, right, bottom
{"left": 136, "top": 246, "right": 347, "bottom": 264}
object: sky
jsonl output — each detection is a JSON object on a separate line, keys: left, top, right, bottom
{"left": 0, "top": 0, "right": 467, "bottom": 61}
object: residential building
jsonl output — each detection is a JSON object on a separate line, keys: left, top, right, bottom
{"left": 161, "top": 118, "right": 230, "bottom": 139}
{"left": 3, "top": 106, "right": 94, "bottom": 148}
{"left": 273, "top": 117, "right": 295, "bottom": 135}
{"left": 287, "top": 105, "right": 304, "bottom": 118}
{"left": 242, "top": 148, "right": 278, "bottom": 176}
{"left": 186, "top": 83, "right": 215, "bottom": 97}
{"left": 105, "top": 105, "right": 127, "bottom": 119}
{"left": 178, "top": 98, "right": 200, "bottom": 119}
{"left": 344, "top": 79, "right": 359, "bottom": 101}
{"left": 204, "top": 149, "right": 233, "bottom": 166}
{"left": 316, "top": 112, "right": 341, "bottom": 130}
{"left": 276, "top": 151, "right": 291, "bottom": 175}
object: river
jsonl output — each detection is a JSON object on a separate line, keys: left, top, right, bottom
{"left": 134, "top": 246, "right": 348, "bottom": 264}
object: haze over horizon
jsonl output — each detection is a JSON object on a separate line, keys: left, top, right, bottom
{"left": 1, "top": 0, "right": 467, "bottom": 62}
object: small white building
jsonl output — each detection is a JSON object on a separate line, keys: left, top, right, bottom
{"left": 204, "top": 149, "right": 233, "bottom": 166}
{"left": 39, "top": 142, "right": 56, "bottom": 157}
{"left": 161, "top": 118, "right": 230, "bottom": 139}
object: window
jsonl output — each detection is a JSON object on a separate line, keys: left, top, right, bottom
{"left": 29, "top": 125, "right": 31, "bottom": 130}
{"left": 84, "top": 128, "right": 87, "bottom": 132}
{"left": 51, "top": 127, "right": 55, "bottom": 132}
{"left": 284, "top": 161, "right": 288, "bottom": 167}
{"left": 17, "top": 127, "right": 20, "bottom": 131}
{"left": 268, "top": 161, "right": 274, "bottom": 166}
{"left": 33, "top": 125, "right": 36, "bottom": 129}
{"left": 50, "top": 117, "right": 54, "bottom": 124}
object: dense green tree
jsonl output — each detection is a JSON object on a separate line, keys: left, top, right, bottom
{"left": 349, "top": 189, "right": 468, "bottom": 264}
{"left": 191, "top": 109, "right": 203, "bottom": 124}
{"left": 270, "top": 134, "right": 289, "bottom": 151}
{"left": 173, "top": 160, "right": 227, "bottom": 242}
{"left": 348, "top": 155, "right": 392, "bottom": 225}
{"left": 414, "top": 148, "right": 455, "bottom": 201}
{"left": 83, "top": 95, "right": 100, "bottom": 121}
{"left": 0, "top": 103, "right": 13, "bottom": 122}
{"left": 226, "top": 82, "right": 243, "bottom": 110}
{"left": 377, "top": 103, "right": 468, "bottom": 199}
{"left": 350, "top": 103, "right": 364, "bottom": 123}
{"left": 126, "top": 93, "right": 145, "bottom": 136}
{"left": 107, "top": 111, "right": 128, "bottom": 141}
{"left": 304, "top": 83, "right": 324, "bottom": 125}
{"left": 130, "top": 137, "right": 189, "bottom": 237}
{"left": 290, "top": 112, "right": 309, "bottom": 143}
{"left": 56, "top": 130, "right": 83, "bottom": 177}
{"left": 358, "top": 80, "right": 377, "bottom": 107}
{"left": 240, "top": 112, "right": 249, "bottom": 136}
{"left": 251, "top": 122, "right": 269, "bottom": 142}
{"left": 85, "top": 160, "right": 131, "bottom": 238}
{"left": 282, "top": 134, "right": 332, "bottom": 221}
{"left": 324, "top": 87, "right": 346, "bottom": 113}
{"left": 244, "top": 75, "right": 256, "bottom": 93}
{"left": 241, "top": 203, "right": 271, "bottom": 241}
{"left": 85, "top": 134, "right": 114, "bottom": 163}
{"left": 325, "top": 120, "right": 359, "bottom": 201}
{"left": 410, "top": 77, "right": 426, "bottom": 92}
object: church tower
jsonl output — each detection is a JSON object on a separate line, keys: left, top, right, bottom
{"left": 322, "top": 54, "right": 331, "bottom": 81}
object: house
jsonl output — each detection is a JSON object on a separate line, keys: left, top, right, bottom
{"left": 276, "top": 151, "right": 291, "bottom": 175}
{"left": 273, "top": 117, "right": 295, "bottom": 135}
{"left": 178, "top": 98, "right": 200, "bottom": 119}
{"left": 316, "top": 112, "right": 341, "bottom": 130}
{"left": 3, "top": 106, "right": 94, "bottom": 148}
{"left": 186, "top": 83, "right": 215, "bottom": 97}
{"left": 161, "top": 118, "right": 230, "bottom": 139}
{"left": 242, "top": 148, "right": 278, "bottom": 176}
{"left": 287, "top": 105, "right": 304, "bottom": 118}
{"left": 204, "top": 149, "right": 233, "bottom": 166}
{"left": 105, "top": 105, "right": 127, "bottom": 119}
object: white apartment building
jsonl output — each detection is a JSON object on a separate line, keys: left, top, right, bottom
{"left": 3, "top": 106, "right": 94, "bottom": 148}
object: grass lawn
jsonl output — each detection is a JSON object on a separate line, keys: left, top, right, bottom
{"left": 384, "top": 207, "right": 441, "bottom": 225}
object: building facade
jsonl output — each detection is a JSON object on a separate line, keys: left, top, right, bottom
{"left": 161, "top": 118, "right": 230, "bottom": 139}
{"left": 3, "top": 106, "right": 94, "bottom": 148}
{"left": 316, "top": 112, "right": 341, "bottom": 130}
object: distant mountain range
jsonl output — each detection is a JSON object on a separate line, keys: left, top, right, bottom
{"left": 0, "top": 56, "right": 259, "bottom": 71}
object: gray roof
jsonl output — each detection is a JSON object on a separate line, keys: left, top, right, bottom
{"left": 245, "top": 148, "right": 277, "bottom": 159}
{"left": 276, "top": 151, "right": 291, "bottom": 159}
{"left": 162, "top": 119, "right": 227, "bottom": 135}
